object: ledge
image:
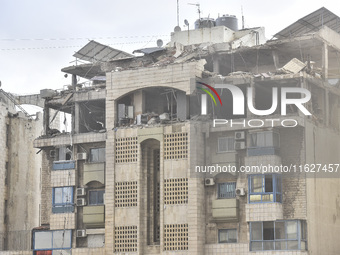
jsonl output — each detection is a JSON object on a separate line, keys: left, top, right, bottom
{"left": 34, "top": 132, "right": 106, "bottom": 148}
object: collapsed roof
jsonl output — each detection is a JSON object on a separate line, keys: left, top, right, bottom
{"left": 61, "top": 7, "right": 340, "bottom": 80}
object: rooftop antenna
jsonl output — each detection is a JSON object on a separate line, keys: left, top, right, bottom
{"left": 184, "top": 19, "right": 190, "bottom": 30}
{"left": 188, "top": 2, "right": 201, "bottom": 19}
{"left": 184, "top": 19, "right": 190, "bottom": 44}
{"left": 241, "top": 6, "right": 244, "bottom": 29}
{"left": 177, "top": 0, "right": 180, "bottom": 26}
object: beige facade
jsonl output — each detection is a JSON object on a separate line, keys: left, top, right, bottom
{"left": 0, "top": 90, "right": 43, "bottom": 251}
{"left": 1, "top": 6, "right": 340, "bottom": 255}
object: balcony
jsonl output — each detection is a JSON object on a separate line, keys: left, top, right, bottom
{"left": 212, "top": 199, "right": 238, "bottom": 221}
{"left": 83, "top": 205, "right": 105, "bottom": 228}
{"left": 52, "top": 160, "right": 75, "bottom": 170}
{"left": 84, "top": 162, "right": 105, "bottom": 185}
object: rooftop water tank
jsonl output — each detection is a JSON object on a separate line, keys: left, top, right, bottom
{"left": 194, "top": 18, "right": 216, "bottom": 29}
{"left": 216, "top": 14, "right": 238, "bottom": 31}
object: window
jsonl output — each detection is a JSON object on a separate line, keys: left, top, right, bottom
{"left": 218, "top": 137, "right": 235, "bottom": 152}
{"left": 89, "top": 190, "right": 105, "bottom": 205}
{"left": 218, "top": 182, "right": 236, "bottom": 198}
{"left": 218, "top": 229, "right": 237, "bottom": 243}
{"left": 33, "top": 230, "right": 72, "bottom": 252}
{"left": 52, "top": 187, "right": 74, "bottom": 213}
{"left": 90, "top": 147, "right": 105, "bottom": 162}
{"left": 248, "top": 174, "right": 282, "bottom": 203}
{"left": 250, "top": 220, "right": 307, "bottom": 251}
{"left": 249, "top": 131, "right": 279, "bottom": 148}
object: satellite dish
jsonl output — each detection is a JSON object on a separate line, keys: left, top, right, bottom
{"left": 157, "top": 39, "right": 164, "bottom": 47}
{"left": 184, "top": 19, "right": 189, "bottom": 26}
{"left": 174, "top": 26, "right": 181, "bottom": 32}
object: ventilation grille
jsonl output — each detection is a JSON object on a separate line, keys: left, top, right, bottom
{"left": 164, "top": 224, "right": 188, "bottom": 251}
{"left": 164, "top": 178, "right": 188, "bottom": 205}
{"left": 114, "top": 225, "right": 137, "bottom": 252}
{"left": 164, "top": 133, "right": 188, "bottom": 160}
{"left": 115, "top": 181, "right": 137, "bottom": 207}
{"left": 115, "top": 137, "right": 138, "bottom": 163}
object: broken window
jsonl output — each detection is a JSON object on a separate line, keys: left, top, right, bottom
{"left": 217, "top": 182, "right": 236, "bottom": 199}
{"left": 78, "top": 100, "right": 105, "bottom": 133}
{"left": 217, "top": 137, "right": 235, "bottom": 152}
{"left": 248, "top": 174, "right": 282, "bottom": 203}
{"left": 250, "top": 221, "right": 305, "bottom": 251}
{"left": 90, "top": 147, "right": 105, "bottom": 162}
{"left": 117, "top": 87, "right": 187, "bottom": 126}
{"left": 218, "top": 229, "right": 237, "bottom": 243}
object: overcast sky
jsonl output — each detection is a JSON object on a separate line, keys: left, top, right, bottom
{"left": 1, "top": 0, "right": 339, "bottom": 95}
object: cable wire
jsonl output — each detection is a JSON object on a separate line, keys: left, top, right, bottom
{"left": 0, "top": 40, "right": 169, "bottom": 51}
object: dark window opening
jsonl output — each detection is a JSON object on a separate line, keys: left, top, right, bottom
{"left": 90, "top": 147, "right": 105, "bottom": 162}
{"left": 249, "top": 174, "right": 282, "bottom": 203}
{"left": 88, "top": 190, "right": 105, "bottom": 205}
{"left": 78, "top": 100, "right": 105, "bottom": 133}
{"left": 142, "top": 139, "right": 160, "bottom": 245}
{"left": 218, "top": 229, "right": 237, "bottom": 243}
{"left": 117, "top": 88, "right": 187, "bottom": 127}
{"left": 218, "top": 182, "right": 236, "bottom": 199}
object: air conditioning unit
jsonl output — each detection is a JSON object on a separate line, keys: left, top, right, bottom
{"left": 50, "top": 150, "right": 56, "bottom": 158}
{"left": 235, "top": 131, "right": 245, "bottom": 140}
{"left": 236, "top": 188, "right": 246, "bottom": 196}
{"left": 77, "top": 152, "right": 87, "bottom": 160}
{"left": 205, "top": 178, "right": 215, "bottom": 186}
{"left": 77, "top": 188, "right": 86, "bottom": 197}
{"left": 76, "top": 198, "right": 86, "bottom": 206}
{"left": 76, "top": 229, "right": 87, "bottom": 237}
{"left": 235, "top": 141, "right": 246, "bottom": 150}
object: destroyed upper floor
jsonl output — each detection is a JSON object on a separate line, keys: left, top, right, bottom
{"left": 30, "top": 7, "right": 340, "bottom": 141}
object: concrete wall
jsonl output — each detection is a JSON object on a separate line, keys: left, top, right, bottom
{"left": 169, "top": 27, "right": 265, "bottom": 48}
{"left": 0, "top": 101, "right": 10, "bottom": 249}
{"left": 5, "top": 114, "right": 42, "bottom": 250}
{"left": 304, "top": 122, "right": 340, "bottom": 255}
{"left": 0, "top": 97, "right": 43, "bottom": 251}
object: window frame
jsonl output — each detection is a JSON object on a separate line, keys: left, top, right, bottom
{"left": 52, "top": 187, "right": 74, "bottom": 208}
{"left": 249, "top": 131, "right": 280, "bottom": 149}
{"left": 90, "top": 147, "right": 105, "bottom": 162}
{"left": 88, "top": 189, "right": 105, "bottom": 205}
{"left": 250, "top": 220, "right": 306, "bottom": 251}
{"left": 248, "top": 174, "right": 282, "bottom": 203}
{"left": 217, "top": 182, "right": 236, "bottom": 199}
{"left": 33, "top": 229, "right": 72, "bottom": 251}
{"left": 218, "top": 229, "right": 237, "bottom": 243}
{"left": 217, "top": 137, "right": 235, "bottom": 153}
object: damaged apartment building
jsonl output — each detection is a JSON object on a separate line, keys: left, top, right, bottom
{"left": 9, "top": 6, "right": 339, "bottom": 255}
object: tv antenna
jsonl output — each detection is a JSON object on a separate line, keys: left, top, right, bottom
{"left": 188, "top": 3, "right": 201, "bottom": 19}
{"left": 184, "top": 19, "right": 189, "bottom": 30}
